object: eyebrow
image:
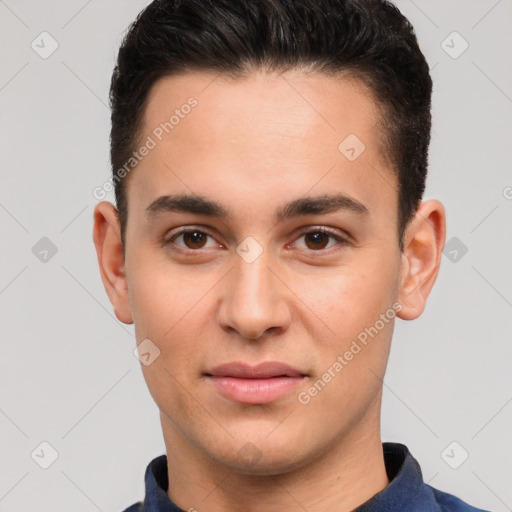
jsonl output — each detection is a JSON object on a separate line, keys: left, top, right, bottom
{"left": 144, "top": 193, "right": 369, "bottom": 223}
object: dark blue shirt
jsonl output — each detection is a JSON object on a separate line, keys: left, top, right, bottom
{"left": 123, "top": 442, "right": 491, "bottom": 511}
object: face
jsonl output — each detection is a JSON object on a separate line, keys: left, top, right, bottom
{"left": 97, "top": 69, "right": 433, "bottom": 475}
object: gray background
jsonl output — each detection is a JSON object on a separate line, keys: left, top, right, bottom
{"left": 0, "top": 1, "right": 511, "bottom": 511}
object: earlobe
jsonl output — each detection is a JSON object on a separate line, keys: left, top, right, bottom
{"left": 92, "top": 201, "right": 134, "bottom": 324}
{"left": 397, "top": 200, "right": 446, "bottom": 321}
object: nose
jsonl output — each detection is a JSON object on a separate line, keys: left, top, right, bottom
{"left": 216, "top": 251, "right": 292, "bottom": 341}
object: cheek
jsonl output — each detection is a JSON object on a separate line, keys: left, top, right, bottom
{"left": 300, "top": 260, "right": 398, "bottom": 332}
{"left": 292, "top": 253, "right": 399, "bottom": 395}
{"left": 129, "top": 263, "right": 209, "bottom": 411}
{"left": 299, "top": 266, "right": 396, "bottom": 427}
{"left": 128, "top": 255, "right": 205, "bottom": 336}
{"left": 127, "top": 270, "right": 208, "bottom": 398}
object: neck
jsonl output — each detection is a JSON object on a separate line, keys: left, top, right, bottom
{"left": 161, "top": 405, "right": 389, "bottom": 512}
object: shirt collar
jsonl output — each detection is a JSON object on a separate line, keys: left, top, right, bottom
{"left": 353, "top": 442, "right": 424, "bottom": 511}
{"left": 137, "top": 442, "right": 428, "bottom": 511}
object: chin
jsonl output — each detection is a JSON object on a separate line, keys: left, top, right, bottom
{"left": 222, "top": 452, "right": 307, "bottom": 476}
{"left": 208, "top": 436, "right": 318, "bottom": 476}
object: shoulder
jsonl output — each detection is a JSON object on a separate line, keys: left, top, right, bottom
{"left": 427, "top": 484, "right": 492, "bottom": 512}
{"left": 121, "top": 503, "right": 143, "bottom": 512}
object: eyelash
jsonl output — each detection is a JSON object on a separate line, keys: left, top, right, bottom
{"left": 163, "top": 226, "right": 351, "bottom": 254}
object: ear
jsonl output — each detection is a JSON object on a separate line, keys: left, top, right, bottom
{"left": 92, "top": 201, "right": 133, "bottom": 324}
{"left": 397, "top": 199, "right": 446, "bottom": 321}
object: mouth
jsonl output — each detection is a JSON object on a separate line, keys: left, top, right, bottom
{"left": 204, "top": 361, "right": 307, "bottom": 404}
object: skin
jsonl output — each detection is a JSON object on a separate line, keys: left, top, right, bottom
{"left": 93, "top": 69, "right": 445, "bottom": 512}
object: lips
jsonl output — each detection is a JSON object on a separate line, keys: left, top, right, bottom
{"left": 205, "top": 362, "right": 306, "bottom": 404}
{"left": 206, "top": 361, "right": 305, "bottom": 379}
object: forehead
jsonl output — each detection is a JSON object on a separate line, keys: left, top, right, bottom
{"left": 142, "top": 69, "right": 381, "bottom": 151}
{"left": 128, "top": 69, "right": 396, "bottom": 224}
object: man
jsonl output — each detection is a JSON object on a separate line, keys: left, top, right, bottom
{"left": 92, "top": 0, "right": 490, "bottom": 510}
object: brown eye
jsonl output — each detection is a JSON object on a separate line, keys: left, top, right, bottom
{"left": 304, "top": 232, "right": 330, "bottom": 250}
{"left": 293, "top": 228, "right": 349, "bottom": 252}
{"left": 182, "top": 231, "right": 208, "bottom": 249}
{"left": 166, "top": 229, "right": 218, "bottom": 251}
